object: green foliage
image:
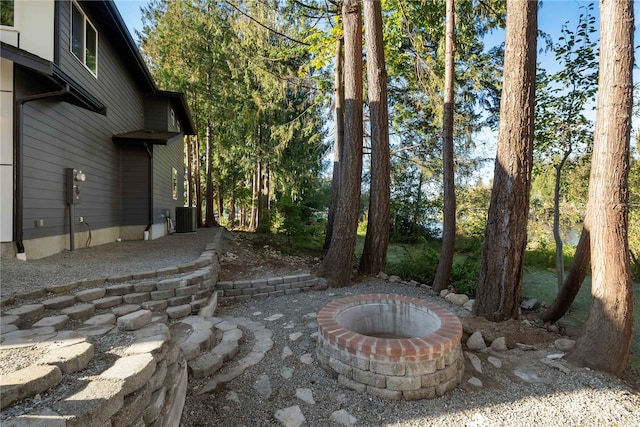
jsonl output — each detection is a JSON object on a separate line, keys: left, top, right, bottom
{"left": 386, "top": 244, "right": 439, "bottom": 284}
{"left": 1, "top": 0, "right": 14, "bottom": 26}
{"left": 450, "top": 257, "right": 480, "bottom": 296}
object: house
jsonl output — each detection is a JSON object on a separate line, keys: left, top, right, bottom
{"left": 1, "top": 0, "right": 196, "bottom": 259}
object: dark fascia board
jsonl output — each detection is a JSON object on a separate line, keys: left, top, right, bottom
{"left": 3, "top": 42, "right": 107, "bottom": 114}
{"left": 113, "top": 130, "right": 184, "bottom": 146}
{"left": 82, "top": 1, "right": 195, "bottom": 134}
{"left": 0, "top": 42, "right": 53, "bottom": 75}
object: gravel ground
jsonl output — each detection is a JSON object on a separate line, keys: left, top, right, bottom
{"left": 0, "top": 228, "right": 220, "bottom": 301}
{"left": 1, "top": 228, "right": 639, "bottom": 426}
{"left": 182, "top": 279, "right": 640, "bottom": 427}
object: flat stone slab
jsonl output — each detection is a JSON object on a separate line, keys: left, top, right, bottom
{"left": 166, "top": 304, "right": 192, "bottom": 319}
{"left": 2, "top": 408, "right": 66, "bottom": 427}
{"left": 123, "top": 292, "right": 150, "bottom": 304}
{"left": 37, "top": 341, "right": 94, "bottom": 374}
{"left": 32, "top": 315, "right": 70, "bottom": 330}
{"left": 54, "top": 379, "right": 125, "bottom": 427}
{"left": 100, "top": 353, "right": 156, "bottom": 395}
{"left": 42, "top": 295, "right": 77, "bottom": 310}
{"left": 84, "top": 313, "right": 116, "bottom": 326}
{"left": 5, "top": 304, "right": 45, "bottom": 322}
{"left": 274, "top": 405, "right": 305, "bottom": 427}
{"left": 76, "top": 325, "right": 115, "bottom": 337}
{"left": 0, "top": 328, "right": 57, "bottom": 348}
{"left": 105, "top": 283, "right": 134, "bottom": 296}
{"left": 93, "top": 295, "right": 123, "bottom": 309}
{"left": 117, "top": 310, "right": 152, "bottom": 331}
{"left": 112, "top": 304, "right": 141, "bottom": 317}
{"left": 0, "top": 315, "right": 20, "bottom": 326}
{"left": 188, "top": 352, "right": 223, "bottom": 378}
{"left": 0, "top": 364, "right": 62, "bottom": 409}
{"left": 62, "top": 303, "right": 95, "bottom": 320}
{"left": 74, "top": 288, "right": 106, "bottom": 302}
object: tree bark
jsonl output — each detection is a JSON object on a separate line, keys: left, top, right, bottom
{"left": 313, "top": 0, "right": 363, "bottom": 288}
{"left": 204, "top": 119, "right": 218, "bottom": 227}
{"left": 325, "top": 35, "right": 345, "bottom": 252}
{"left": 567, "top": 0, "right": 634, "bottom": 377}
{"left": 541, "top": 225, "right": 590, "bottom": 323}
{"left": 359, "top": 0, "right": 390, "bottom": 276}
{"left": 187, "top": 135, "right": 193, "bottom": 207}
{"left": 194, "top": 135, "right": 203, "bottom": 228}
{"left": 474, "top": 0, "right": 537, "bottom": 321}
{"left": 553, "top": 149, "right": 571, "bottom": 290}
{"left": 432, "top": 0, "right": 456, "bottom": 292}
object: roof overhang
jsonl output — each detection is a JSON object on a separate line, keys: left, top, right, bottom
{"left": 2, "top": 42, "right": 107, "bottom": 115}
{"left": 112, "top": 130, "right": 184, "bottom": 146}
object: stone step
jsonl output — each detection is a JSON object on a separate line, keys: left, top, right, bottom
{"left": 0, "top": 364, "right": 62, "bottom": 409}
{"left": 188, "top": 352, "right": 223, "bottom": 378}
{"left": 173, "top": 316, "right": 216, "bottom": 361}
{"left": 198, "top": 317, "right": 273, "bottom": 395}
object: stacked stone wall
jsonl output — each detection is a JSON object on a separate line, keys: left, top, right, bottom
{"left": 1, "top": 241, "right": 221, "bottom": 426}
{"left": 216, "top": 274, "right": 322, "bottom": 303}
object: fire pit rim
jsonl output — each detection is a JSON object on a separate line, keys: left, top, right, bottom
{"left": 317, "top": 293, "right": 462, "bottom": 361}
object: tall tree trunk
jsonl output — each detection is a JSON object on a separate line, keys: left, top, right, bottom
{"left": 187, "top": 135, "right": 193, "bottom": 207}
{"left": 325, "top": 35, "right": 345, "bottom": 252}
{"left": 433, "top": 0, "right": 456, "bottom": 292}
{"left": 250, "top": 160, "right": 260, "bottom": 231}
{"left": 204, "top": 119, "right": 218, "bottom": 227}
{"left": 260, "top": 162, "right": 270, "bottom": 231}
{"left": 359, "top": 0, "right": 390, "bottom": 276}
{"left": 474, "top": 0, "right": 537, "bottom": 321}
{"left": 553, "top": 149, "right": 571, "bottom": 289}
{"left": 567, "top": 0, "right": 634, "bottom": 377}
{"left": 314, "top": 0, "right": 363, "bottom": 287}
{"left": 216, "top": 183, "right": 223, "bottom": 224}
{"left": 541, "top": 225, "right": 590, "bottom": 323}
{"left": 229, "top": 194, "right": 236, "bottom": 228}
{"left": 412, "top": 169, "right": 424, "bottom": 235}
{"left": 194, "top": 135, "right": 203, "bottom": 228}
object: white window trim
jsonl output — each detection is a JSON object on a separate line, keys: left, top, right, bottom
{"left": 69, "top": 1, "right": 98, "bottom": 77}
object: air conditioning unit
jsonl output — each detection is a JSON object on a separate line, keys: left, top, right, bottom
{"left": 175, "top": 207, "right": 197, "bottom": 233}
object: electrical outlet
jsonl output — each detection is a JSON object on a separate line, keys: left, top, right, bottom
{"left": 79, "top": 216, "right": 84, "bottom": 223}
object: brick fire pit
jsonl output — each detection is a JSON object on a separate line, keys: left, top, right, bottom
{"left": 316, "top": 294, "right": 464, "bottom": 400}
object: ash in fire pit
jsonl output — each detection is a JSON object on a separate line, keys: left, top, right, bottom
{"left": 316, "top": 294, "right": 464, "bottom": 400}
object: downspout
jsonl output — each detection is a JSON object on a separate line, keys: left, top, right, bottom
{"left": 144, "top": 142, "right": 153, "bottom": 233}
{"left": 14, "top": 84, "right": 70, "bottom": 256}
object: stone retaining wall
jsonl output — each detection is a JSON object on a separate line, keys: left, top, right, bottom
{"left": 1, "top": 237, "right": 223, "bottom": 427}
{"left": 216, "top": 274, "right": 323, "bottom": 303}
{"left": 1, "top": 229, "right": 324, "bottom": 426}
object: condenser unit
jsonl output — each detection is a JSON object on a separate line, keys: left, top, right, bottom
{"left": 175, "top": 207, "right": 197, "bottom": 233}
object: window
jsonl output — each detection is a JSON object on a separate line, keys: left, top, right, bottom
{"left": 70, "top": 1, "right": 97, "bottom": 76}
{"left": 172, "top": 168, "right": 178, "bottom": 200}
{"left": 0, "top": 0, "right": 14, "bottom": 27}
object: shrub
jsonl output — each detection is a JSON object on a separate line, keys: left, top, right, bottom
{"left": 386, "top": 244, "right": 439, "bottom": 284}
{"left": 450, "top": 257, "right": 480, "bottom": 296}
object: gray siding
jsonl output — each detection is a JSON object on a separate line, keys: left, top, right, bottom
{"left": 56, "top": 1, "right": 144, "bottom": 133}
{"left": 144, "top": 96, "right": 169, "bottom": 131}
{"left": 19, "top": 0, "right": 146, "bottom": 241}
{"left": 153, "top": 139, "right": 185, "bottom": 224}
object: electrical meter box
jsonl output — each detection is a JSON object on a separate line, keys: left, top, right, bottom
{"left": 66, "top": 168, "right": 85, "bottom": 204}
